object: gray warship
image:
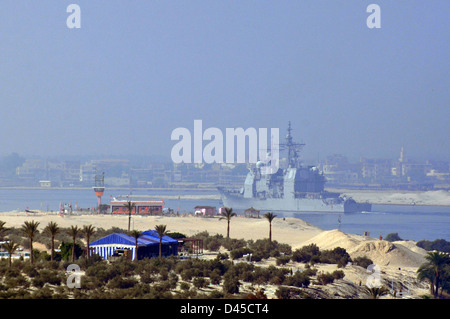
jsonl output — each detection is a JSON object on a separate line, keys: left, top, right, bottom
{"left": 218, "top": 122, "right": 372, "bottom": 214}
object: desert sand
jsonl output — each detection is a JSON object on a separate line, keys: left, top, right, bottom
{"left": 0, "top": 211, "right": 323, "bottom": 247}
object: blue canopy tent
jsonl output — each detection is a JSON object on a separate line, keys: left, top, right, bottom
{"left": 140, "top": 230, "right": 179, "bottom": 257}
{"left": 90, "top": 231, "right": 178, "bottom": 260}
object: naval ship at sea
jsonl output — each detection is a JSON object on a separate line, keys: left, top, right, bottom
{"left": 218, "top": 122, "right": 372, "bottom": 215}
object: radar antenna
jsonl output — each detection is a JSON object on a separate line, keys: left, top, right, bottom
{"left": 279, "top": 121, "right": 305, "bottom": 168}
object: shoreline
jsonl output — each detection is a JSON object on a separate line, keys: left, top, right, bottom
{"left": 1, "top": 187, "right": 448, "bottom": 206}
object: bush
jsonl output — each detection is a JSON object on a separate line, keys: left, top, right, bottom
{"left": 59, "top": 242, "right": 82, "bottom": 261}
{"left": 222, "top": 238, "right": 247, "bottom": 251}
{"left": 332, "top": 270, "right": 345, "bottom": 280}
{"left": 166, "top": 232, "right": 187, "bottom": 239}
{"left": 284, "top": 271, "right": 310, "bottom": 288}
{"left": 276, "top": 256, "right": 291, "bottom": 266}
{"left": 292, "top": 244, "right": 320, "bottom": 263}
{"left": 223, "top": 275, "right": 240, "bottom": 295}
{"left": 275, "top": 287, "right": 299, "bottom": 299}
{"left": 31, "top": 285, "right": 54, "bottom": 299}
{"left": 107, "top": 277, "right": 138, "bottom": 289}
{"left": 31, "top": 269, "right": 62, "bottom": 288}
{"left": 180, "top": 282, "right": 190, "bottom": 291}
{"left": 417, "top": 239, "right": 450, "bottom": 253}
{"left": 320, "top": 247, "right": 351, "bottom": 268}
{"left": 352, "top": 256, "right": 374, "bottom": 269}
{"left": 206, "top": 238, "right": 222, "bottom": 251}
{"left": 193, "top": 277, "right": 208, "bottom": 289}
{"left": 230, "top": 247, "right": 252, "bottom": 260}
{"left": 384, "top": 233, "right": 403, "bottom": 242}
{"left": 209, "top": 269, "right": 222, "bottom": 285}
{"left": 316, "top": 272, "right": 335, "bottom": 285}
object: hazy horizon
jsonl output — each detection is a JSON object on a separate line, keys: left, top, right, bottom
{"left": 1, "top": 1, "right": 448, "bottom": 163}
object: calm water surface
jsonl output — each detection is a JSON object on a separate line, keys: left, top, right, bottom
{"left": 0, "top": 188, "right": 448, "bottom": 241}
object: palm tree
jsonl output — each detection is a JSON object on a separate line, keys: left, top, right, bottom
{"left": 83, "top": 225, "right": 96, "bottom": 259}
{"left": 219, "top": 207, "right": 236, "bottom": 239}
{"left": 3, "top": 241, "right": 19, "bottom": 267}
{"left": 154, "top": 225, "right": 168, "bottom": 259}
{"left": 68, "top": 225, "right": 81, "bottom": 262}
{"left": 417, "top": 251, "right": 450, "bottom": 298}
{"left": 0, "top": 220, "right": 8, "bottom": 241}
{"left": 124, "top": 200, "right": 135, "bottom": 232}
{"left": 0, "top": 221, "right": 8, "bottom": 252}
{"left": 44, "top": 221, "right": 60, "bottom": 261}
{"left": 21, "top": 220, "right": 40, "bottom": 264}
{"left": 129, "top": 230, "right": 142, "bottom": 261}
{"left": 263, "top": 212, "right": 277, "bottom": 242}
{"left": 362, "top": 285, "right": 389, "bottom": 299}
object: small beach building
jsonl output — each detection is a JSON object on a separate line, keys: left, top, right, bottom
{"left": 244, "top": 207, "right": 261, "bottom": 218}
{"left": 109, "top": 198, "right": 164, "bottom": 215}
{"left": 194, "top": 206, "right": 217, "bottom": 216}
{"left": 90, "top": 231, "right": 178, "bottom": 261}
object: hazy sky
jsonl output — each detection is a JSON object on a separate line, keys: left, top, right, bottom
{"left": 0, "top": 1, "right": 448, "bottom": 162}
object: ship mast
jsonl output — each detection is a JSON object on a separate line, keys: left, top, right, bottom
{"left": 282, "top": 121, "right": 305, "bottom": 168}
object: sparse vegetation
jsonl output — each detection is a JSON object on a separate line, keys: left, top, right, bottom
{"left": 352, "top": 256, "right": 374, "bottom": 269}
{"left": 291, "top": 244, "right": 351, "bottom": 268}
{"left": 384, "top": 233, "right": 403, "bottom": 242}
{"left": 417, "top": 239, "right": 450, "bottom": 254}
{"left": 0, "top": 220, "right": 441, "bottom": 300}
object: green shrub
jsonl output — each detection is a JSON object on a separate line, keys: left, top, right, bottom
{"left": 332, "top": 270, "right": 345, "bottom": 280}
{"left": 416, "top": 239, "right": 450, "bottom": 253}
{"left": 276, "top": 255, "right": 291, "bottom": 266}
{"left": 222, "top": 238, "right": 247, "bottom": 251}
{"left": 223, "top": 275, "right": 240, "bottom": 295}
{"left": 352, "top": 256, "right": 374, "bottom": 269}
{"left": 193, "top": 277, "right": 208, "bottom": 289}
{"left": 180, "top": 282, "right": 190, "bottom": 291}
{"left": 107, "top": 276, "right": 138, "bottom": 289}
{"left": 166, "top": 232, "right": 187, "bottom": 239}
{"left": 275, "top": 287, "right": 299, "bottom": 299}
{"left": 292, "top": 244, "right": 320, "bottom": 263}
{"left": 59, "top": 242, "right": 82, "bottom": 261}
{"left": 316, "top": 272, "right": 335, "bottom": 285}
{"left": 320, "top": 247, "right": 351, "bottom": 267}
{"left": 230, "top": 247, "right": 252, "bottom": 260}
{"left": 384, "top": 233, "right": 403, "bottom": 242}
{"left": 209, "top": 269, "right": 222, "bottom": 285}
{"left": 284, "top": 271, "right": 310, "bottom": 288}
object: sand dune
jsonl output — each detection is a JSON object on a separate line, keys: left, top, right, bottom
{"left": 297, "top": 229, "right": 427, "bottom": 268}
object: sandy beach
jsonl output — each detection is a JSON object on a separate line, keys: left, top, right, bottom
{"left": 0, "top": 211, "right": 322, "bottom": 249}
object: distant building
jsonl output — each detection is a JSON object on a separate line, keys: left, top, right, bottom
{"left": 360, "top": 158, "right": 392, "bottom": 183}
{"left": 39, "top": 180, "right": 51, "bottom": 188}
{"left": 194, "top": 206, "right": 217, "bottom": 216}
{"left": 110, "top": 198, "right": 164, "bottom": 215}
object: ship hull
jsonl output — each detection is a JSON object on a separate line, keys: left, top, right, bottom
{"left": 219, "top": 189, "right": 371, "bottom": 214}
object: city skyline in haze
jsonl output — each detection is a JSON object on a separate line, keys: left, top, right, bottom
{"left": 0, "top": 1, "right": 448, "bottom": 162}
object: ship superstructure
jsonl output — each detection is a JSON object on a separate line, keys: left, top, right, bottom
{"left": 218, "top": 122, "right": 371, "bottom": 214}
